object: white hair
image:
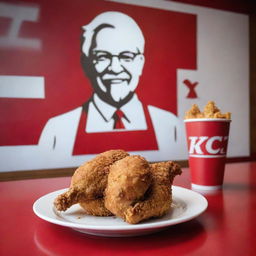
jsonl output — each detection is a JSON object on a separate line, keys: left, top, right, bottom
{"left": 81, "top": 11, "right": 145, "bottom": 56}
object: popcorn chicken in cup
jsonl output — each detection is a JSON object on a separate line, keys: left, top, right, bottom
{"left": 184, "top": 101, "right": 231, "bottom": 190}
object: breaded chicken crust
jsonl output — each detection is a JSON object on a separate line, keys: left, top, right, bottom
{"left": 54, "top": 149, "right": 129, "bottom": 213}
{"left": 80, "top": 198, "right": 113, "bottom": 216}
{"left": 104, "top": 155, "right": 151, "bottom": 223}
{"left": 105, "top": 156, "right": 181, "bottom": 224}
{"left": 185, "top": 101, "right": 231, "bottom": 119}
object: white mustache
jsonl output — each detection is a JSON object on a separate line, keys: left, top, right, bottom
{"left": 102, "top": 73, "right": 130, "bottom": 80}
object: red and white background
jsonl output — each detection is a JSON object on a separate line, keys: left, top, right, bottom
{"left": 0, "top": 0, "right": 249, "bottom": 172}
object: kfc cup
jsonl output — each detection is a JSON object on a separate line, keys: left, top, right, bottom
{"left": 184, "top": 118, "right": 231, "bottom": 190}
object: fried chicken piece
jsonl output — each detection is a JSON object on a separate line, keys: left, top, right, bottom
{"left": 213, "top": 111, "right": 231, "bottom": 119}
{"left": 124, "top": 161, "right": 181, "bottom": 224}
{"left": 54, "top": 149, "right": 129, "bottom": 212}
{"left": 105, "top": 157, "right": 182, "bottom": 224}
{"left": 203, "top": 101, "right": 220, "bottom": 118}
{"left": 204, "top": 101, "right": 231, "bottom": 119}
{"left": 80, "top": 199, "right": 113, "bottom": 216}
{"left": 184, "top": 104, "right": 204, "bottom": 119}
{"left": 104, "top": 155, "right": 152, "bottom": 223}
{"left": 185, "top": 101, "right": 231, "bottom": 120}
{"left": 124, "top": 161, "right": 182, "bottom": 224}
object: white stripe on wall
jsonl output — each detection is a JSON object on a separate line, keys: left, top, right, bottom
{"left": 0, "top": 75, "right": 45, "bottom": 98}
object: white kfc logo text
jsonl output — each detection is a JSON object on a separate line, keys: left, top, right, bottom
{"left": 188, "top": 136, "right": 228, "bottom": 155}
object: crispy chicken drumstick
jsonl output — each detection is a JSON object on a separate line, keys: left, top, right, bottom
{"left": 54, "top": 150, "right": 129, "bottom": 215}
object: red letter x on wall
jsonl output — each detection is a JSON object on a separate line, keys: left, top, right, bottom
{"left": 183, "top": 79, "right": 198, "bottom": 98}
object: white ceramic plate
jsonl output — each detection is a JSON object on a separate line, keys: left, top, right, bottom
{"left": 33, "top": 186, "right": 208, "bottom": 237}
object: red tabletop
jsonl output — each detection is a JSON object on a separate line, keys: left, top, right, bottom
{"left": 1, "top": 161, "right": 256, "bottom": 256}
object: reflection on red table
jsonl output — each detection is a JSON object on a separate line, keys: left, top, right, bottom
{"left": 0, "top": 162, "right": 256, "bottom": 256}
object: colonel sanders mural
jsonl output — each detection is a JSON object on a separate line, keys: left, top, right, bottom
{"left": 38, "top": 11, "right": 186, "bottom": 160}
{"left": 0, "top": 1, "right": 250, "bottom": 172}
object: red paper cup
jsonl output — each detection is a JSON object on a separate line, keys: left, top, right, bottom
{"left": 184, "top": 118, "right": 231, "bottom": 190}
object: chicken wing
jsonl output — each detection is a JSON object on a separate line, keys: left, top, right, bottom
{"left": 54, "top": 149, "right": 129, "bottom": 212}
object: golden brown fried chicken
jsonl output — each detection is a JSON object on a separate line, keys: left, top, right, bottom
{"left": 213, "top": 111, "right": 231, "bottom": 119}
{"left": 54, "top": 149, "right": 129, "bottom": 213}
{"left": 203, "top": 101, "right": 231, "bottom": 119}
{"left": 203, "top": 101, "right": 220, "bottom": 118}
{"left": 105, "top": 157, "right": 182, "bottom": 224}
{"left": 124, "top": 161, "right": 182, "bottom": 224}
{"left": 185, "top": 101, "right": 231, "bottom": 119}
{"left": 80, "top": 198, "right": 113, "bottom": 216}
{"left": 184, "top": 104, "right": 204, "bottom": 119}
{"left": 104, "top": 155, "right": 152, "bottom": 223}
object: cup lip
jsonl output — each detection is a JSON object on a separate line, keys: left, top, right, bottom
{"left": 184, "top": 118, "right": 231, "bottom": 123}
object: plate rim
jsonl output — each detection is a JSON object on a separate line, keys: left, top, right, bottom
{"left": 33, "top": 186, "right": 208, "bottom": 231}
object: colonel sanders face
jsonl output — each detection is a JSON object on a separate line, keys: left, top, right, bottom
{"left": 81, "top": 12, "right": 145, "bottom": 107}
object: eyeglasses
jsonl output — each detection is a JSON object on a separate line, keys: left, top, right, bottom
{"left": 91, "top": 51, "right": 141, "bottom": 65}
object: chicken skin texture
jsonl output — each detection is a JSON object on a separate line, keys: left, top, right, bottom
{"left": 185, "top": 101, "right": 231, "bottom": 119}
{"left": 184, "top": 104, "right": 204, "bottom": 119}
{"left": 105, "top": 157, "right": 182, "bottom": 224}
{"left": 79, "top": 198, "right": 113, "bottom": 216}
{"left": 54, "top": 150, "right": 129, "bottom": 213}
{"left": 104, "top": 155, "right": 152, "bottom": 223}
{"left": 124, "top": 161, "right": 182, "bottom": 224}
